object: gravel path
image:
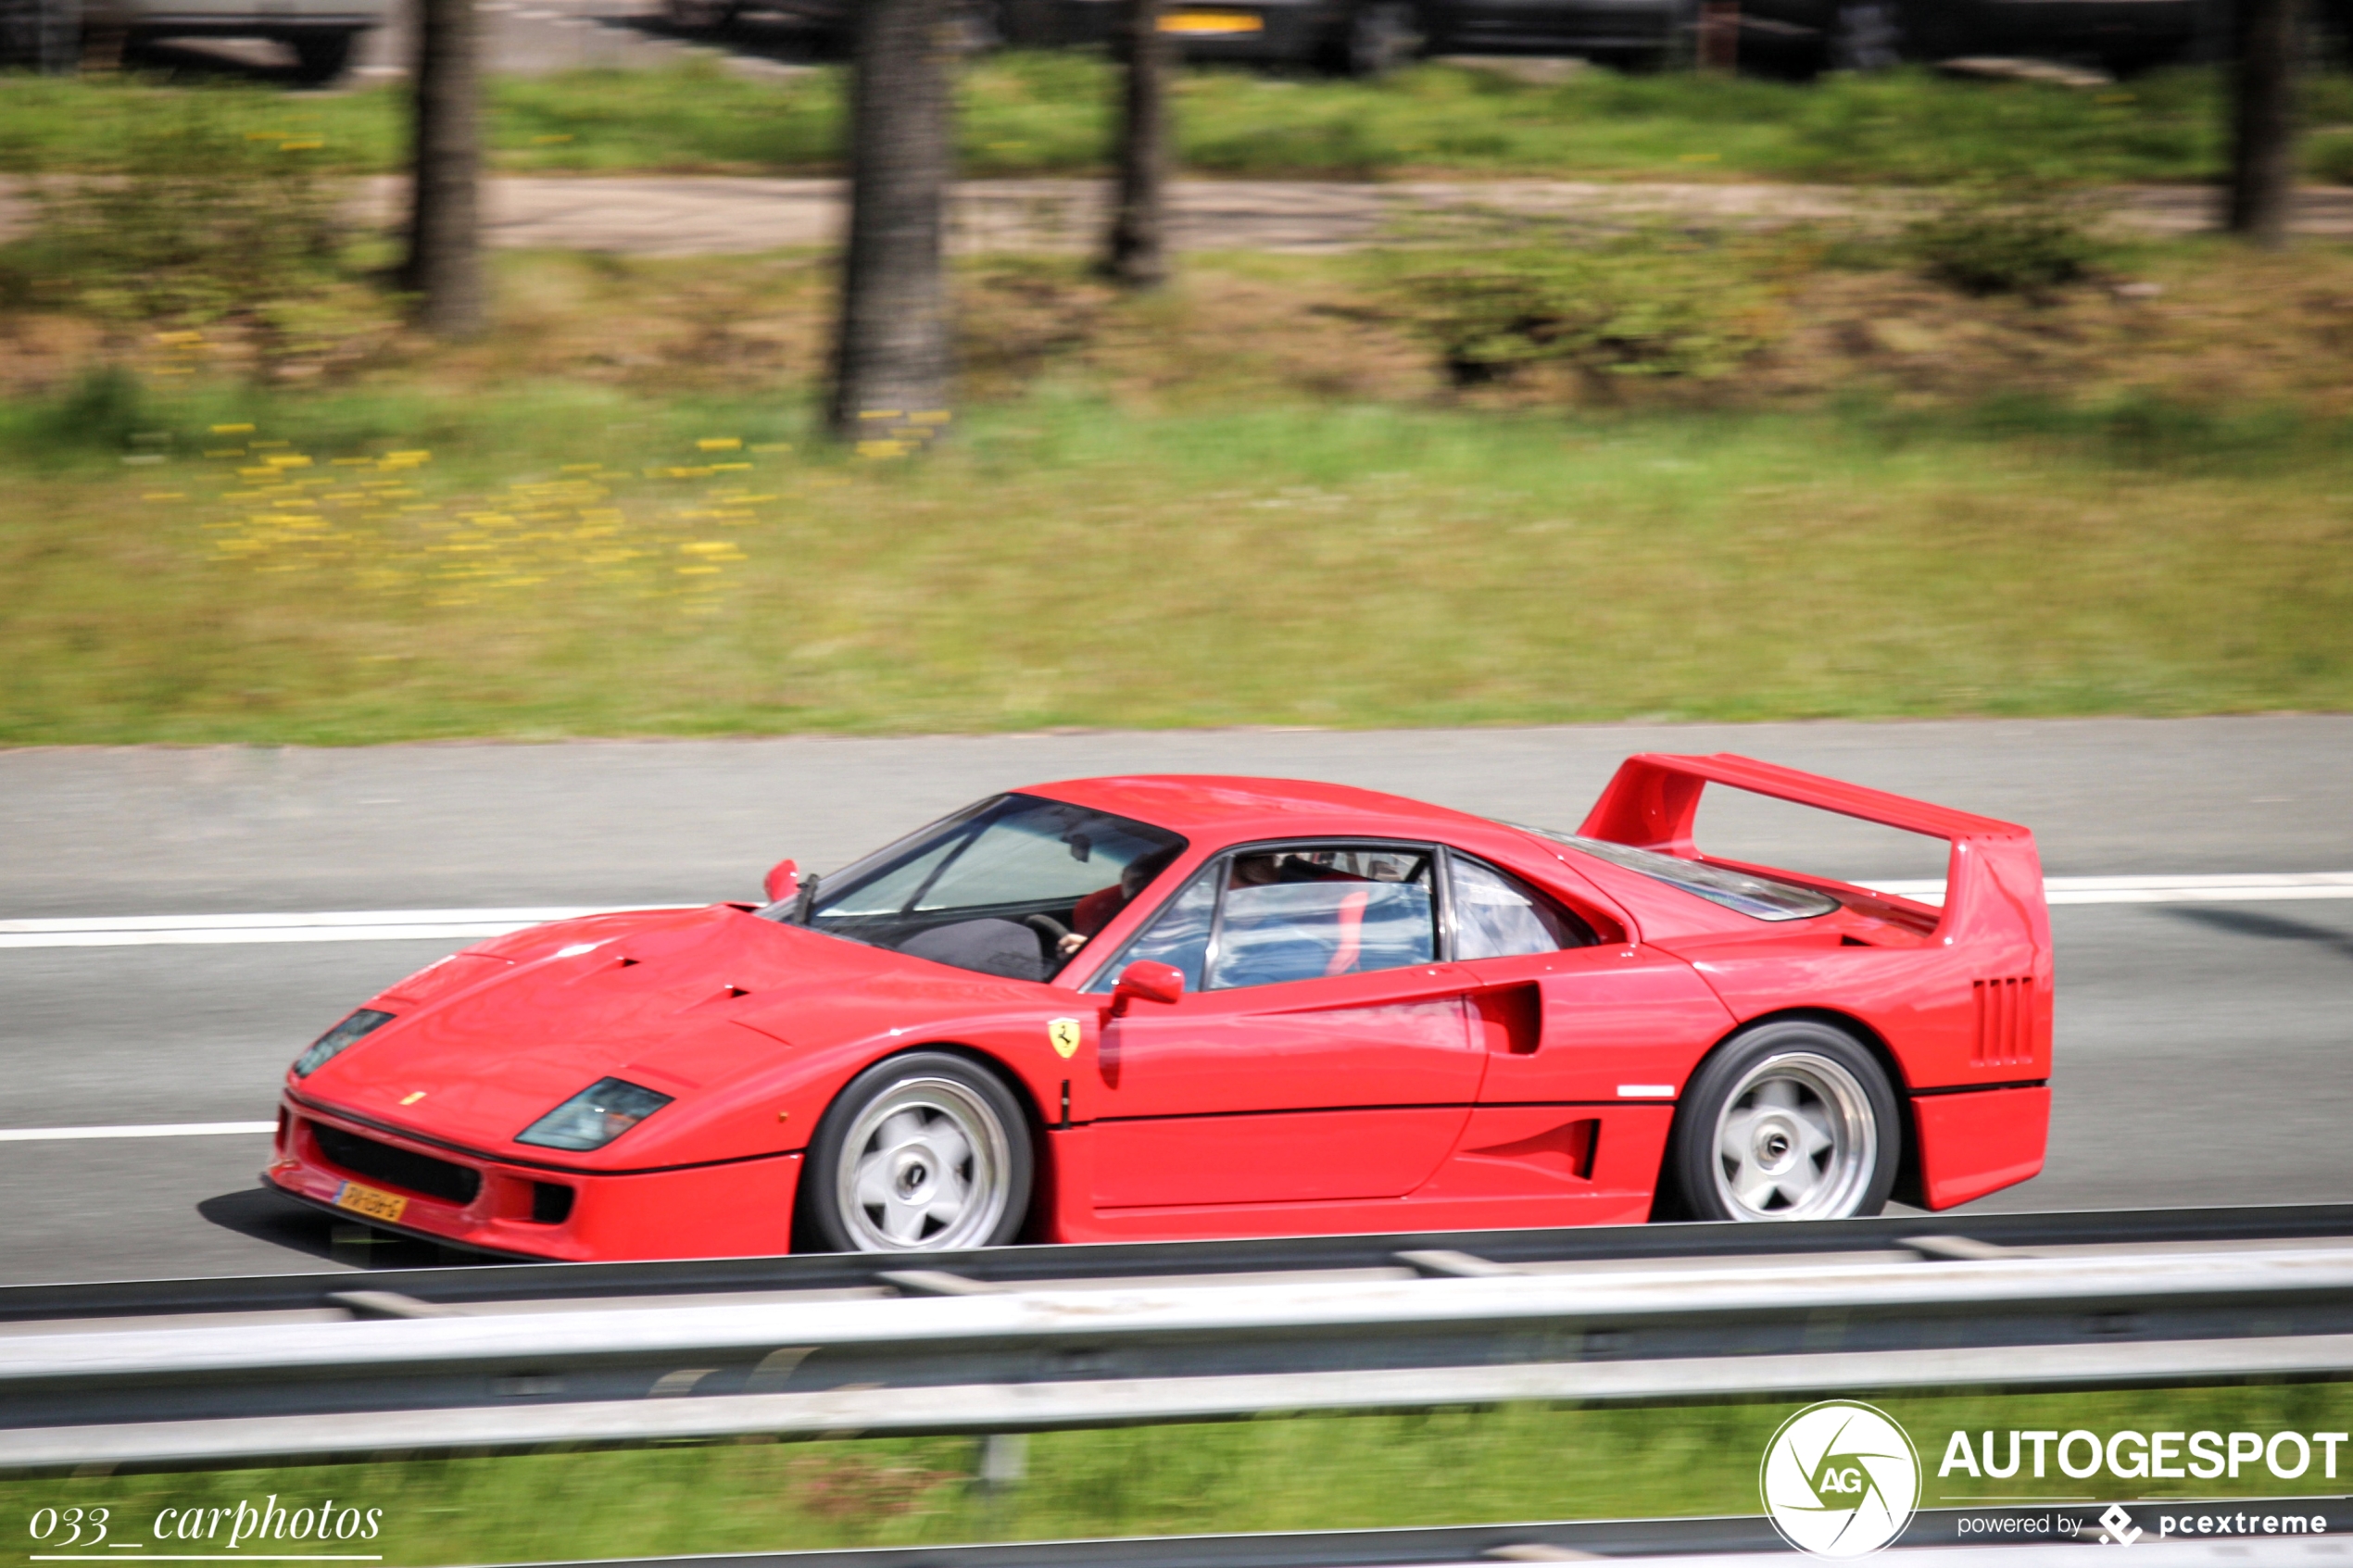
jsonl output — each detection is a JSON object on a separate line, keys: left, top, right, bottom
{"left": 6, "top": 174, "right": 2351, "bottom": 257}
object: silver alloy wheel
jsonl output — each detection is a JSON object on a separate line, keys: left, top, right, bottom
{"left": 1710, "top": 1050, "right": 1878, "bottom": 1220}
{"left": 833, "top": 1075, "right": 1013, "bottom": 1251}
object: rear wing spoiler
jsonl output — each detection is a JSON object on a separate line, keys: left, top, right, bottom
{"left": 1577, "top": 753, "right": 2047, "bottom": 944}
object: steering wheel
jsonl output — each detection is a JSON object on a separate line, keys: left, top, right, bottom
{"left": 1023, "top": 913, "right": 1073, "bottom": 965}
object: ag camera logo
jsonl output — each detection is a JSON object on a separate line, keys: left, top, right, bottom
{"left": 1760, "top": 1401, "right": 1922, "bottom": 1557}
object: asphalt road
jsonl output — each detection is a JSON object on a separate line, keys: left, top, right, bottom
{"left": 2, "top": 715, "right": 2348, "bottom": 1286}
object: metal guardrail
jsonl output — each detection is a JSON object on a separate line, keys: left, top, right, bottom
{"left": 15, "top": 1201, "right": 2353, "bottom": 1320}
{"left": 7, "top": 1204, "right": 2353, "bottom": 1473}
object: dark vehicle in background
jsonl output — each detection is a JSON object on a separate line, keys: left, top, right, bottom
{"left": 670, "top": 0, "right": 2227, "bottom": 77}
{"left": 680, "top": 0, "right": 1432, "bottom": 74}
{"left": 1417, "top": 0, "right": 1693, "bottom": 69}
{"left": 1736, "top": 0, "right": 2206, "bottom": 76}
{"left": 0, "top": 0, "right": 381, "bottom": 78}
{"left": 1050, "top": 0, "right": 1431, "bottom": 76}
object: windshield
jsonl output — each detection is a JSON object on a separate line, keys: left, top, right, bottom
{"left": 1511, "top": 824, "right": 1841, "bottom": 922}
{"left": 765, "top": 794, "right": 1187, "bottom": 982}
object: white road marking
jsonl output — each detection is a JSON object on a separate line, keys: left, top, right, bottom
{"left": 0, "top": 876, "right": 2346, "bottom": 951}
{"left": 0, "top": 1122, "right": 275, "bottom": 1143}
{"left": 1868, "top": 872, "right": 2353, "bottom": 908}
{"left": 0, "top": 906, "right": 681, "bottom": 949}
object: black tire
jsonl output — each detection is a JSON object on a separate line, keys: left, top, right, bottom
{"left": 1327, "top": 1, "right": 1418, "bottom": 78}
{"left": 1660, "top": 1019, "right": 1899, "bottom": 1223}
{"left": 661, "top": 0, "right": 735, "bottom": 33}
{"left": 2101, "top": 43, "right": 2189, "bottom": 78}
{"left": 1592, "top": 44, "right": 1671, "bottom": 73}
{"left": 289, "top": 31, "right": 356, "bottom": 83}
{"left": 950, "top": 0, "right": 1007, "bottom": 51}
{"left": 798, "top": 1050, "right": 1035, "bottom": 1253}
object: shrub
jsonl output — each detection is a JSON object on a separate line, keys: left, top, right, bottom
{"left": 1904, "top": 178, "right": 2106, "bottom": 296}
{"left": 2308, "top": 129, "right": 2353, "bottom": 186}
{"left": 25, "top": 90, "right": 351, "bottom": 324}
{"left": 1384, "top": 227, "right": 1778, "bottom": 390}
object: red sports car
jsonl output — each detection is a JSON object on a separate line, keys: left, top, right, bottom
{"left": 266, "top": 754, "right": 2053, "bottom": 1261}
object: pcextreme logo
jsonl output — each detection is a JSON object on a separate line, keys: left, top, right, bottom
{"left": 1760, "top": 1401, "right": 1924, "bottom": 1558}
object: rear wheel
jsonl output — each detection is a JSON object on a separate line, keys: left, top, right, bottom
{"left": 1664, "top": 1020, "right": 1898, "bottom": 1222}
{"left": 289, "top": 30, "right": 356, "bottom": 82}
{"left": 799, "top": 1050, "right": 1034, "bottom": 1252}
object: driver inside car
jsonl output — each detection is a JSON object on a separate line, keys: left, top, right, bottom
{"left": 1054, "top": 848, "right": 1180, "bottom": 960}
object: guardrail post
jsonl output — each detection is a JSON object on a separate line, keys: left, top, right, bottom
{"left": 978, "top": 1433, "right": 1027, "bottom": 1491}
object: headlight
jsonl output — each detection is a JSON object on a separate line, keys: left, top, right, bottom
{"left": 293, "top": 1010, "right": 395, "bottom": 1077}
{"left": 516, "top": 1078, "right": 673, "bottom": 1151}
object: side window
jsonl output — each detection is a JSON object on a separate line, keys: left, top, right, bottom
{"left": 1208, "top": 847, "right": 1436, "bottom": 990}
{"left": 1449, "top": 853, "right": 1596, "bottom": 959}
{"left": 1088, "top": 864, "right": 1218, "bottom": 993}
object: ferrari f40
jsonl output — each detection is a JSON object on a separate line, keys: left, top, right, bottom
{"left": 266, "top": 754, "right": 2053, "bottom": 1258}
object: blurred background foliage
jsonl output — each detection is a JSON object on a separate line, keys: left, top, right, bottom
{"left": 0, "top": 56, "right": 2348, "bottom": 746}
{"left": 1, "top": 56, "right": 2349, "bottom": 182}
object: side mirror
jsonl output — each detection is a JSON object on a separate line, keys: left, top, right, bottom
{"left": 762, "top": 858, "right": 801, "bottom": 906}
{"left": 1110, "top": 960, "right": 1186, "bottom": 1016}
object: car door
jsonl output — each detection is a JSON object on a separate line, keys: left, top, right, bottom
{"left": 1420, "top": 849, "right": 1735, "bottom": 1207}
{"left": 1087, "top": 843, "right": 1486, "bottom": 1210}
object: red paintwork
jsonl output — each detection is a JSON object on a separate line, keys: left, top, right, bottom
{"left": 1913, "top": 1085, "right": 2053, "bottom": 1209}
{"left": 267, "top": 757, "right": 2053, "bottom": 1258}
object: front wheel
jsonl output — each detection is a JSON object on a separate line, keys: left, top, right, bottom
{"left": 799, "top": 1051, "right": 1034, "bottom": 1252}
{"left": 661, "top": 0, "right": 736, "bottom": 33}
{"left": 1663, "top": 1021, "right": 1898, "bottom": 1222}
{"left": 1332, "top": 1, "right": 1418, "bottom": 78}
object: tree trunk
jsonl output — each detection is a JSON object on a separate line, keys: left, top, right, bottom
{"left": 1102, "top": 0, "right": 1170, "bottom": 289}
{"left": 401, "top": 0, "right": 487, "bottom": 337}
{"left": 828, "top": 0, "right": 954, "bottom": 445}
{"left": 2228, "top": 0, "right": 2299, "bottom": 247}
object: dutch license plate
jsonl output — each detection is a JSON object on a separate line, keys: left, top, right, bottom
{"left": 333, "top": 1180, "right": 408, "bottom": 1223}
{"left": 1160, "top": 9, "right": 1264, "bottom": 33}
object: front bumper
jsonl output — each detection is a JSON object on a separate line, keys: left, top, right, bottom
{"left": 268, "top": 1096, "right": 800, "bottom": 1261}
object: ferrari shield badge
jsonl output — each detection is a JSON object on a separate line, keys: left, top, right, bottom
{"left": 1048, "top": 1018, "right": 1083, "bottom": 1059}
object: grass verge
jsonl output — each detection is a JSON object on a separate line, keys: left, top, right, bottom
{"left": 3, "top": 368, "right": 2349, "bottom": 745}
{"left": 4, "top": 56, "right": 2351, "bottom": 182}
{"left": 5, "top": 1386, "right": 2350, "bottom": 1565}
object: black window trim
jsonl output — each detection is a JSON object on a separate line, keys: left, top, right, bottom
{"left": 1440, "top": 846, "right": 1602, "bottom": 957}
{"left": 1082, "top": 836, "right": 1451, "bottom": 995}
{"left": 781, "top": 793, "right": 1189, "bottom": 981}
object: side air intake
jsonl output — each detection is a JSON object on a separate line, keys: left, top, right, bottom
{"left": 1971, "top": 976, "right": 2035, "bottom": 1070}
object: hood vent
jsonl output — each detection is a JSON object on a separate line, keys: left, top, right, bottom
{"left": 1971, "top": 976, "right": 2034, "bottom": 1069}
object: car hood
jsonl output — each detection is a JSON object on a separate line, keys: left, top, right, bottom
{"left": 296, "top": 905, "right": 1037, "bottom": 1162}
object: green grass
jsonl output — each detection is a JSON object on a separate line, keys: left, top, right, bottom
{"left": 6, "top": 1386, "right": 2350, "bottom": 1566}
{"left": 6, "top": 56, "right": 2352, "bottom": 182}
{"left": 3, "top": 374, "right": 2349, "bottom": 746}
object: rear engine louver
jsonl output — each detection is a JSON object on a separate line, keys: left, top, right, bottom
{"left": 1971, "top": 976, "right": 2035, "bottom": 1070}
